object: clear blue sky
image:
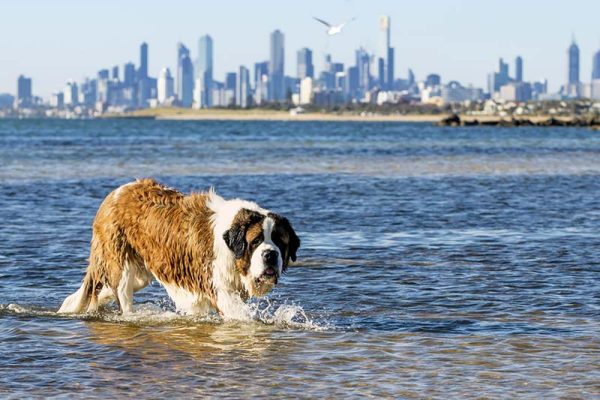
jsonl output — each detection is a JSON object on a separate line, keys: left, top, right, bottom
{"left": 1, "top": 0, "right": 599, "bottom": 97}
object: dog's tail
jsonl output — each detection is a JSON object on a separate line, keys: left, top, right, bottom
{"left": 57, "top": 271, "right": 103, "bottom": 314}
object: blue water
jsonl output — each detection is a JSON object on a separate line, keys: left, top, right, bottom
{"left": 0, "top": 119, "right": 599, "bottom": 398}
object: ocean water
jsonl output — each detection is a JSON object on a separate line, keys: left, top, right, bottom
{"left": 0, "top": 119, "right": 599, "bottom": 398}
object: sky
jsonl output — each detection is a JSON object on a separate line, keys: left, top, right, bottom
{"left": 1, "top": 0, "right": 599, "bottom": 98}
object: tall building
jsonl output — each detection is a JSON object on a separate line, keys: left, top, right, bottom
{"left": 592, "top": 49, "right": 600, "bottom": 80}
{"left": 407, "top": 69, "right": 415, "bottom": 87}
{"left": 566, "top": 38, "right": 580, "bottom": 98}
{"left": 298, "top": 77, "right": 313, "bottom": 105}
{"left": 112, "top": 66, "right": 119, "bottom": 81}
{"left": 176, "top": 43, "right": 190, "bottom": 100}
{"left": 139, "top": 42, "right": 148, "bottom": 80}
{"left": 97, "top": 70, "right": 110, "bottom": 104}
{"left": 379, "top": 16, "right": 394, "bottom": 89}
{"left": 254, "top": 61, "right": 269, "bottom": 87}
{"left": 137, "top": 42, "right": 152, "bottom": 106}
{"left": 197, "top": 35, "right": 214, "bottom": 107}
{"left": 387, "top": 47, "right": 395, "bottom": 89}
{"left": 356, "top": 48, "right": 371, "bottom": 98}
{"left": 79, "top": 78, "right": 97, "bottom": 107}
{"left": 297, "top": 47, "right": 314, "bottom": 79}
{"left": 345, "top": 66, "right": 359, "bottom": 100}
{"left": 123, "top": 62, "right": 136, "bottom": 86}
{"left": 50, "top": 92, "right": 64, "bottom": 109}
{"left": 157, "top": 67, "right": 174, "bottom": 104}
{"left": 515, "top": 56, "right": 523, "bottom": 82}
{"left": 254, "top": 61, "right": 269, "bottom": 104}
{"left": 487, "top": 58, "right": 510, "bottom": 94}
{"left": 16, "top": 75, "right": 33, "bottom": 108}
{"left": 269, "top": 30, "right": 285, "bottom": 102}
{"left": 64, "top": 81, "right": 78, "bottom": 106}
{"left": 98, "top": 69, "right": 110, "bottom": 80}
{"left": 237, "top": 66, "right": 250, "bottom": 108}
{"left": 179, "top": 53, "right": 194, "bottom": 107}
{"left": 568, "top": 39, "right": 580, "bottom": 85}
{"left": 225, "top": 72, "right": 237, "bottom": 106}
{"left": 225, "top": 72, "right": 237, "bottom": 91}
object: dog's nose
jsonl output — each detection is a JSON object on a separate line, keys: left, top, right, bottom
{"left": 262, "top": 250, "right": 279, "bottom": 266}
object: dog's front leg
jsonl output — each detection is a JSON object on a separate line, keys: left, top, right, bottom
{"left": 215, "top": 290, "right": 252, "bottom": 321}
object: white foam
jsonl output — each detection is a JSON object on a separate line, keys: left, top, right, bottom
{"left": 1, "top": 299, "right": 329, "bottom": 331}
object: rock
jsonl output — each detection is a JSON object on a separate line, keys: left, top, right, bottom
{"left": 437, "top": 114, "right": 461, "bottom": 127}
{"left": 461, "top": 119, "right": 479, "bottom": 126}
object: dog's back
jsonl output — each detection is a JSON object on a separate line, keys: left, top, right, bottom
{"left": 58, "top": 179, "right": 214, "bottom": 314}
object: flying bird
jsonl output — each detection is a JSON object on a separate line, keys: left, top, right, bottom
{"left": 313, "top": 17, "right": 355, "bottom": 36}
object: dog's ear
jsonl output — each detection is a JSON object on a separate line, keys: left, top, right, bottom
{"left": 223, "top": 226, "right": 246, "bottom": 259}
{"left": 223, "top": 209, "right": 263, "bottom": 259}
{"left": 269, "top": 213, "right": 300, "bottom": 268}
{"left": 285, "top": 220, "right": 300, "bottom": 263}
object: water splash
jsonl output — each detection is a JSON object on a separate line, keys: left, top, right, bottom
{"left": 0, "top": 299, "right": 329, "bottom": 331}
{"left": 246, "top": 297, "right": 330, "bottom": 331}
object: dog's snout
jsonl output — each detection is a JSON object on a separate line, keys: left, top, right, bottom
{"left": 262, "top": 249, "right": 279, "bottom": 266}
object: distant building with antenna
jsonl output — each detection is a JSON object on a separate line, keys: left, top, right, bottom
{"left": 379, "top": 15, "right": 394, "bottom": 90}
{"left": 565, "top": 37, "right": 580, "bottom": 98}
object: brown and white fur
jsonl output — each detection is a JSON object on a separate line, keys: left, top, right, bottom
{"left": 58, "top": 179, "right": 300, "bottom": 319}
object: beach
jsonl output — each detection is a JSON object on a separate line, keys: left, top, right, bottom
{"left": 115, "top": 107, "right": 447, "bottom": 122}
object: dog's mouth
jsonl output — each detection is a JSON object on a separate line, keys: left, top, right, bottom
{"left": 256, "top": 267, "right": 278, "bottom": 285}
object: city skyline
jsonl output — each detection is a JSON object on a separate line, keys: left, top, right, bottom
{"left": 9, "top": 24, "right": 600, "bottom": 112}
{"left": 2, "top": 0, "right": 600, "bottom": 98}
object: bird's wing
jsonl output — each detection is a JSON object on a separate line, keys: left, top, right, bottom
{"left": 313, "top": 17, "right": 332, "bottom": 28}
{"left": 338, "top": 17, "right": 356, "bottom": 29}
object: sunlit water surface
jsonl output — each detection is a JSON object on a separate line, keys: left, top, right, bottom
{"left": 0, "top": 120, "right": 599, "bottom": 398}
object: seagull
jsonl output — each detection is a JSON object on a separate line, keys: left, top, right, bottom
{"left": 313, "top": 17, "right": 355, "bottom": 36}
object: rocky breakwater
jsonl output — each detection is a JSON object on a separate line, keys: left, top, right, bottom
{"left": 437, "top": 114, "right": 600, "bottom": 129}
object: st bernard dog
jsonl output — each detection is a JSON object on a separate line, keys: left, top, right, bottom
{"left": 58, "top": 179, "right": 300, "bottom": 319}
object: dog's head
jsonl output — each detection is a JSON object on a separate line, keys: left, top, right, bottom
{"left": 223, "top": 209, "right": 300, "bottom": 296}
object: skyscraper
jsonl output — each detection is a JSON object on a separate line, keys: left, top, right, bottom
{"left": 225, "top": 72, "right": 237, "bottom": 106}
{"left": 297, "top": 48, "right": 314, "bottom": 79}
{"left": 566, "top": 38, "right": 580, "bottom": 98}
{"left": 176, "top": 43, "right": 190, "bottom": 100}
{"left": 355, "top": 48, "right": 370, "bottom": 98}
{"left": 387, "top": 47, "right": 395, "bottom": 89}
{"left": 138, "top": 42, "right": 151, "bottom": 107}
{"left": 64, "top": 81, "right": 78, "bottom": 106}
{"left": 97, "top": 70, "right": 110, "bottom": 103}
{"left": 345, "top": 66, "right": 359, "bottom": 100}
{"left": 515, "top": 56, "right": 523, "bottom": 82}
{"left": 269, "top": 30, "right": 285, "bottom": 102}
{"left": 16, "top": 75, "right": 32, "bottom": 108}
{"left": 123, "top": 62, "right": 136, "bottom": 86}
{"left": 112, "top": 66, "right": 119, "bottom": 81}
{"left": 157, "top": 67, "right": 174, "bottom": 104}
{"left": 139, "top": 42, "right": 148, "bottom": 80}
{"left": 237, "top": 66, "right": 250, "bottom": 108}
{"left": 568, "top": 39, "right": 580, "bottom": 85}
{"left": 592, "top": 49, "right": 600, "bottom": 100}
{"left": 197, "top": 35, "right": 214, "bottom": 107}
{"left": 379, "top": 16, "right": 394, "bottom": 89}
{"left": 592, "top": 49, "right": 600, "bottom": 80}
{"left": 254, "top": 61, "right": 269, "bottom": 104}
{"left": 487, "top": 58, "right": 510, "bottom": 94}
{"left": 407, "top": 69, "right": 415, "bottom": 87}
{"left": 179, "top": 53, "right": 194, "bottom": 107}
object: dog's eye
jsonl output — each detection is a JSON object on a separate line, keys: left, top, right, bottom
{"left": 251, "top": 236, "right": 263, "bottom": 247}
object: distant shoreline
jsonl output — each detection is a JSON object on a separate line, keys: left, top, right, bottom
{"left": 102, "top": 108, "right": 600, "bottom": 127}
{"left": 107, "top": 108, "right": 446, "bottom": 122}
